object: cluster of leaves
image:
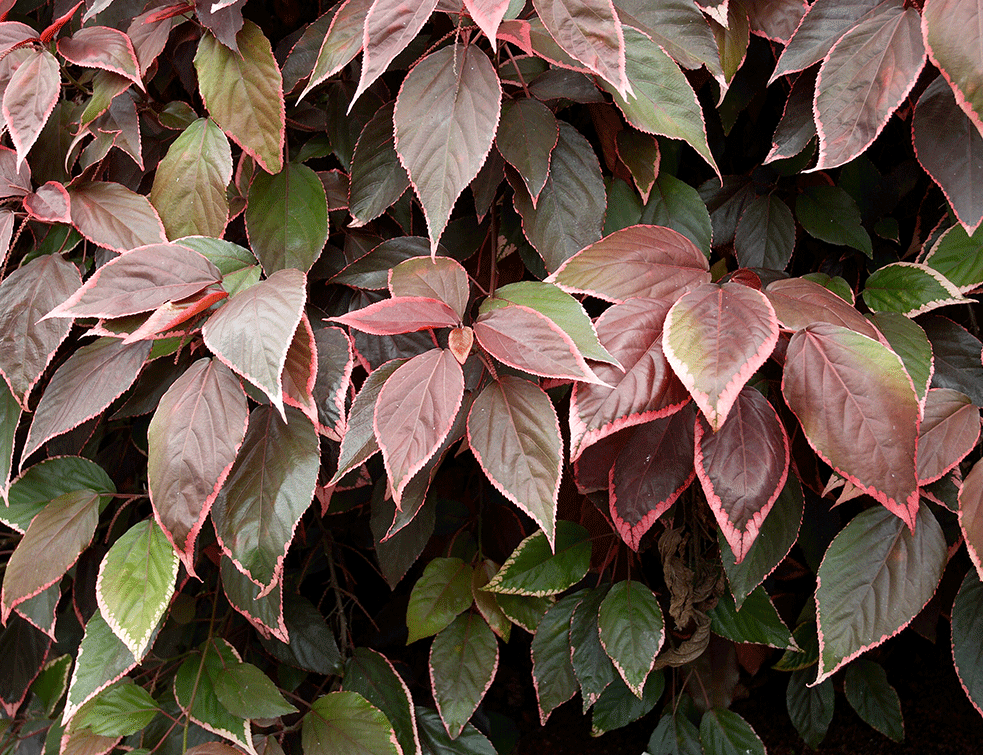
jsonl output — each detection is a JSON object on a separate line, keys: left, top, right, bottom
{"left": 0, "top": 0, "right": 981, "bottom": 754}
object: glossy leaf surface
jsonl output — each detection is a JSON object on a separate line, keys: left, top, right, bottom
{"left": 597, "top": 580, "right": 664, "bottom": 698}
{"left": 406, "top": 558, "right": 473, "bottom": 644}
{"left": 343, "top": 647, "right": 420, "bottom": 755}
{"left": 922, "top": 0, "right": 983, "bottom": 135}
{"left": 481, "top": 522, "right": 590, "bottom": 596}
{"left": 430, "top": 612, "right": 498, "bottom": 738}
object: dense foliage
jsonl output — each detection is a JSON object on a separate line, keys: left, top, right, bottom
{"left": 0, "top": 0, "right": 982, "bottom": 753}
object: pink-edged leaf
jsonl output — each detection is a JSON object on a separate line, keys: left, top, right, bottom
{"left": 921, "top": 224, "right": 983, "bottom": 294}
{"left": 547, "top": 225, "right": 710, "bottom": 304}
{"left": 68, "top": 181, "right": 166, "bottom": 252}
{"left": 473, "top": 304, "right": 604, "bottom": 385}
{"left": 952, "top": 569, "right": 983, "bottom": 718}
{"left": 464, "top": 0, "right": 511, "bottom": 50}
{"left": 0, "top": 614, "right": 51, "bottom": 717}
{"left": 764, "top": 69, "right": 817, "bottom": 163}
{"left": 351, "top": 0, "right": 439, "bottom": 108}
{"left": 22, "top": 339, "right": 151, "bottom": 461}
{"left": 282, "top": 313, "right": 318, "bottom": 424}
{"left": 348, "top": 101, "right": 410, "bottom": 228}
{"left": 0, "top": 21, "right": 37, "bottom": 53}
{"left": 0, "top": 380, "right": 17, "bottom": 500}
{"left": 861, "top": 261, "right": 971, "bottom": 316}
{"left": 612, "top": 0, "right": 722, "bottom": 75}
{"left": 496, "top": 18, "right": 593, "bottom": 73}
{"left": 0, "top": 209, "right": 11, "bottom": 269}
{"left": 46, "top": 243, "right": 222, "bottom": 321}
{"left": 331, "top": 296, "right": 461, "bottom": 335}
{"left": 813, "top": 1, "right": 925, "bottom": 170}
{"left": 221, "top": 554, "right": 289, "bottom": 641}
{"left": 394, "top": 43, "right": 502, "bottom": 253}
{"left": 63, "top": 613, "right": 143, "bottom": 723}
{"left": 663, "top": 282, "right": 779, "bottom": 431}
{"left": 196, "top": 0, "right": 245, "bottom": 52}
{"left": 912, "top": 76, "right": 983, "bottom": 234}
{"left": 194, "top": 21, "right": 284, "bottom": 174}
{"left": 57, "top": 27, "right": 141, "bottom": 88}
{"left": 23, "top": 182, "right": 70, "bottom": 224}
{"left": 202, "top": 267, "right": 307, "bottom": 418}
{"left": 147, "top": 358, "right": 249, "bottom": 575}
{"left": 389, "top": 256, "right": 471, "bottom": 322}
{"left": 868, "top": 311, "right": 933, "bottom": 409}
{"left": 126, "top": 7, "right": 178, "bottom": 74}
{"left": 530, "top": 591, "right": 584, "bottom": 724}
{"left": 374, "top": 349, "right": 464, "bottom": 508}
{"left": 2, "top": 47, "right": 59, "bottom": 169}
{"left": 764, "top": 277, "right": 881, "bottom": 339}
{"left": 342, "top": 647, "right": 422, "bottom": 755}
{"left": 0, "top": 254, "right": 80, "bottom": 407}
{"left": 119, "top": 288, "right": 229, "bottom": 345}
{"left": 211, "top": 405, "right": 319, "bottom": 596}
{"left": 694, "top": 387, "right": 790, "bottom": 563}
{"left": 616, "top": 129, "right": 660, "bottom": 203}
{"left": 922, "top": 0, "right": 983, "bottom": 138}
{"left": 783, "top": 323, "right": 920, "bottom": 528}
{"left": 496, "top": 98, "right": 559, "bottom": 206}
{"left": 313, "top": 325, "right": 354, "bottom": 440}
{"left": 532, "top": 0, "right": 628, "bottom": 96}
{"left": 569, "top": 297, "right": 690, "bottom": 462}
{"left": 467, "top": 376, "right": 562, "bottom": 547}
{"left": 746, "top": 0, "right": 808, "bottom": 44}
{"left": 0, "top": 145, "right": 30, "bottom": 198}
{"left": 430, "top": 612, "right": 499, "bottom": 739}
{"left": 597, "top": 580, "right": 664, "bottom": 698}
{"left": 916, "top": 388, "right": 980, "bottom": 485}
{"left": 609, "top": 408, "right": 696, "bottom": 551}
{"left": 961, "top": 458, "right": 983, "bottom": 582}
{"left": 814, "top": 504, "right": 945, "bottom": 684}
{"left": 1, "top": 489, "right": 100, "bottom": 623}
{"left": 299, "top": 0, "right": 371, "bottom": 101}
{"left": 710, "top": 0, "right": 749, "bottom": 86}
{"left": 448, "top": 326, "right": 474, "bottom": 365}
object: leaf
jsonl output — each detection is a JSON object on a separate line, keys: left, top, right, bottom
{"left": 709, "top": 585, "right": 795, "bottom": 649}
{"left": 416, "top": 706, "right": 496, "bottom": 755}
{"left": 299, "top": 0, "right": 371, "bottom": 101}
{"left": 604, "top": 26, "right": 717, "bottom": 176}
{"left": 57, "top": 27, "right": 141, "bottom": 88}
{"left": 844, "top": 658, "right": 904, "bottom": 742}
{"left": 0, "top": 254, "right": 80, "bottom": 406}
{"left": 509, "top": 121, "right": 606, "bottom": 272}
{"left": 0, "top": 614, "right": 50, "bottom": 716}
{"left": 1, "top": 489, "right": 100, "bottom": 623}
{"left": 313, "top": 325, "right": 353, "bottom": 438}
{"left": 2, "top": 457, "right": 114, "bottom": 535}
{"left": 375, "top": 349, "right": 463, "bottom": 507}
{"left": 814, "top": 504, "right": 945, "bottom": 684}
{"left": 786, "top": 669, "right": 834, "bottom": 750}
{"left": 221, "top": 555, "right": 287, "bottom": 642}
{"left": 646, "top": 702, "right": 702, "bottom": 755}
{"left": 406, "top": 557, "right": 474, "bottom": 644}
{"left": 467, "top": 376, "right": 563, "bottom": 545}
{"left": 389, "top": 256, "right": 471, "bottom": 322}
{"left": 304, "top": 692, "right": 398, "bottom": 755}
{"left": 765, "top": 69, "right": 818, "bottom": 163}
{"left": 547, "top": 224, "right": 709, "bottom": 304}
{"left": 765, "top": 277, "right": 879, "bottom": 339}
{"left": 258, "top": 594, "right": 342, "bottom": 675}
{"left": 23, "top": 339, "right": 151, "bottom": 460}
{"left": 331, "top": 297, "right": 461, "bottom": 335}
{"left": 814, "top": 1, "right": 925, "bottom": 169}
{"left": 194, "top": 21, "right": 284, "bottom": 174}
{"left": 202, "top": 268, "right": 307, "bottom": 417}
{"left": 150, "top": 119, "right": 232, "bottom": 239}
{"left": 64, "top": 613, "right": 143, "bottom": 723}
{"left": 496, "top": 98, "right": 558, "bottom": 204}
{"left": 913, "top": 77, "right": 983, "bottom": 234}
{"left": 214, "top": 664, "right": 297, "bottom": 719}
{"left": 147, "top": 358, "right": 249, "bottom": 574}
{"left": 616, "top": 130, "right": 660, "bottom": 202}
{"left": 734, "top": 194, "right": 795, "bottom": 270}
{"left": 211, "top": 406, "right": 319, "bottom": 594}
{"left": 952, "top": 568, "right": 983, "bottom": 717}
{"left": 481, "top": 522, "right": 590, "bottom": 596}
{"left": 570, "top": 298, "right": 690, "bottom": 463}
{"left": 95, "top": 520, "right": 178, "bottom": 660}
{"left": 68, "top": 182, "right": 167, "bottom": 252}
{"left": 2, "top": 47, "right": 59, "bottom": 169}
{"left": 699, "top": 709, "right": 766, "bottom": 755}
{"left": 281, "top": 313, "right": 317, "bottom": 423}
{"left": 24, "top": 182, "right": 70, "bottom": 224}
{"left": 862, "top": 262, "right": 970, "bottom": 316}
{"left": 471, "top": 560, "right": 511, "bottom": 642}
{"left": 922, "top": 0, "right": 983, "bottom": 137}
{"left": 394, "top": 44, "right": 502, "bottom": 252}
{"left": 349, "top": 102, "right": 410, "bottom": 227}
{"left": 73, "top": 679, "right": 159, "bottom": 737}
{"left": 591, "top": 673, "right": 664, "bottom": 735}
{"left": 711, "top": 0, "right": 750, "bottom": 86}
{"left": 921, "top": 315, "right": 983, "bottom": 405}
{"left": 795, "top": 184, "right": 872, "bottom": 257}
{"left": 695, "top": 387, "right": 789, "bottom": 562}
{"left": 495, "top": 593, "right": 554, "bottom": 633}
{"left": 613, "top": 0, "right": 721, "bottom": 75}
{"left": 597, "top": 580, "right": 664, "bottom": 698}
{"left": 638, "top": 172, "right": 714, "bottom": 256}
{"left": 569, "top": 585, "right": 617, "bottom": 709}
{"left": 922, "top": 223, "right": 983, "bottom": 292}
{"left": 868, "top": 311, "right": 933, "bottom": 406}
{"left": 430, "top": 612, "right": 498, "bottom": 738}
{"left": 783, "top": 324, "right": 920, "bottom": 527}
{"left": 530, "top": 591, "right": 584, "bottom": 724}
{"left": 663, "top": 282, "right": 779, "bottom": 430}
{"left": 916, "top": 388, "right": 980, "bottom": 485}
{"left": 0, "top": 381, "right": 17, "bottom": 499}
{"left": 960, "top": 459, "right": 983, "bottom": 583}
{"left": 337, "top": 658, "right": 420, "bottom": 755}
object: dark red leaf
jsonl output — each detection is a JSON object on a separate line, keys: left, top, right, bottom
{"left": 195, "top": 0, "right": 245, "bottom": 52}
{"left": 496, "top": 98, "right": 559, "bottom": 206}
{"left": 960, "top": 459, "right": 983, "bottom": 582}
{"left": 281, "top": 313, "right": 318, "bottom": 424}
{"left": 38, "top": 0, "right": 81, "bottom": 43}
{"left": 313, "top": 325, "right": 354, "bottom": 440}
{"left": 916, "top": 388, "right": 980, "bottom": 485}
{"left": 331, "top": 296, "right": 461, "bottom": 335}
{"left": 764, "top": 277, "right": 880, "bottom": 339}
{"left": 2, "top": 47, "right": 60, "bottom": 169}
{"left": 57, "top": 27, "right": 142, "bottom": 89}
{"left": 389, "top": 256, "right": 471, "bottom": 322}
{"left": 68, "top": 181, "right": 167, "bottom": 252}
{"left": 23, "top": 181, "right": 70, "bottom": 224}
{"left": 922, "top": 0, "right": 983, "bottom": 138}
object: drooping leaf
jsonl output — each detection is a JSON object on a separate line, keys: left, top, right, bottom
{"left": 313, "top": 324, "right": 353, "bottom": 439}
{"left": 2, "top": 457, "right": 114, "bottom": 535}
{"left": 708, "top": 585, "right": 795, "bottom": 649}
{"left": 916, "top": 388, "right": 980, "bottom": 485}
{"left": 281, "top": 313, "right": 318, "bottom": 423}
{"left": 211, "top": 406, "right": 319, "bottom": 594}
{"left": 202, "top": 268, "right": 307, "bottom": 417}
{"left": 663, "top": 282, "right": 779, "bottom": 430}
{"left": 68, "top": 181, "right": 166, "bottom": 252}
{"left": 394, "top": 44, "right": 502, "bottom": 253}
{"left": 591, "top": 672, "right": 664, "bottom": 735}
{"left": 547, "top": 224, "right": 709, "bottom": 303}
{"left": 597, "top": 580, "right": 664, "bottom": 698}
{"left": 430, "top": 612, "right": 498, "bottom": 738}
{"left": 348, "top": 102, "right": 410, "bottom": 227}
{"left": 530, "top": 591, "right": 585, "bottom": 724}
{"left": 783, "top": 324, "right": 920, "bottom": 527}
{"left": 406, "top": 557, "right": 474, "bottom": 644}
{"left": 638, "top": 172, "right": 713, "bottom": 256}
{"left": 710, "top": 0, "right": 750, "bottom": 86}
{"left": 389, "top": 256, "right": 471, "bottom": 322}
{"left": 734, "top": 194, "right": 795, "bottom": 270}
{"left": 147, "top": 358, "right": 249, "bottom": 574}
{"left": 764, "top": 69, "right": 818, "bottom": 163}
{"left": 343, "top": 647, "right": 421, "bottom": 755}
{"left": 150, "top": 118, "right": 232, "bottom": 239}
{"left": 331, "top": 297, "right": 461, "bottom": 335}
{"left": 375, "top": 348, "right": 463, "bottom": 508}
{"left": 922, "top": 0, "right": 983, "bottom": 136}
{"left": 843, "top": 658, "right": 904, "bottom": 742}
{"left": 2, "top": 47, "right": 59, "bottom": 169}
{"left": 795, "top": 184, "right": 872, "bottom": 257}
{"left": 952, "top": 568, "right": 983, "bottom": 717}
{"left": 22, "top": 339, "right": 150, "bottom": 460}
{"left": 699, "top": 709, "right": 766, "bottom": 755}
{"left": 786, "top": 669, "right": 834, "bottom": 750}
{"left": 861, "top": 262, "right": 970, "bottom": 316}
{"left": 569, "top": 584, "right": 617, "bottom": 709}
{"left": 922, "top": 224, "right": 983, "bottom": 292}
{"left": 867, "top": 311, "right": 933, "bottom": 407}
{"left": 467, "top": 376, "right": 563, "bottom": 545}
{"left": 496, "top": 98, "right": 558, "bottom": 204}
{"left": 814, "top": 504, "right": 945, "bottom": 684}
{"left": 481, "top": 522, "right": 590, "bottom": 596}
{"left": 72, "top": 678, "right": 159, "bottom": 738}
{"left": 0, "top": 253, "right": 80, "bottom": 406}
{"left": 63, "top": 613, "right": 143, "bottom": 723}
{"left": 195, "top": 21, "right": 283, "bottom": 174}
{"left": 765, "top": 276, "right": 879, "bottom": 339}
{"left": 95, "top": 519, "right": 177, "bottom": 661}
{"left": 613, "top": 0, "right": 721, "bottom": 75}
{"left": 299, "top": 0, "right": 371, "bottom": 101}
{"left": 57, "top": 26, "right": 141, "bottom": 88}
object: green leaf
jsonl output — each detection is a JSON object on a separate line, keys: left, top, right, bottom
{"left": 597, "top": 580, "right": 664, "bottom": 698}
{"left": 416, "top": 706, "right": 496, "bottom": 755}
{"left": 868, "top": 312, "right": 933, "bottom": 406}
{"left": 952, "top": 568, "right": 983, "bottom": 716}
{"left": 2, "top": 457, "right": 114, "bottom": 535}
{"left": 371, "top": 484, "right": 436, "bottom": 589}
{"left": 245, "top": 163, "right": 327, "bottom": 274}
{"left": 786, "top": 669, "right": 834, "bottom": 750}
{"left": 96, "top": 520, "right": 178, "bottom": 660}
{"left": 698, "top": 709, "right": 766, "bottom": 755}
{"left": 922, "top": 223, "right": 983, "bottom": 291}
{"left": 221, "top": 556, "right": 287, "bottom": 642}
{"left": 430, "top": 612, "right": 498, "bottom": 738}
{"left": 709, "top": 586, "right": 795, "bottom": 649}
{"left": 342, "top": 648, "right": 420, "bottom": 755}
{"left": 638, "top": 172, "right": 713, "bottom": 256}
{"left": 591, "top": 672, "right": 664, "bottom": 735}
{"left": 0, "top": 379, "right": 19, "bottom": 498}
{"left": 530, "top": 591, "right": 585, "bottom": 724}
{"left": 861, "top": 262, "right": 970, "bottom": 316}
{"left": 646, "top": 702, "right": 702, "bottom": 755}
{"left": 734, "top": 194, "right": 795, "bottom": 270}
{"left": 258, "top": 594, "right": 342, "bottom": 676}
{"left": 569, "top": 585, "right": 617, "bottom": 709}
{"left": 815, "top": 504, "right": 945, "bottom": 684}
{"left": 921, "top": 0, "right": 983, "bottom": 139}
{"left": 496, "top": 98, "right": 558, "bottom": 203}
{"left": 64, "top": 613, "right": 143, "bottom": 722}
{"left": 304, "top": 692, "right": 399, "bottom": 755}
{"left": 214, "top": 663, "right": 297, "bottom": 719}
{"left": 844, "top": 659, "right": 904, "bottom": 742}
{"left": 773, "top": 621, "right": 820, "bottom": 672}
{"left": 406, "top": 558, "right": 474, "bottom": 644}
{"left": 73, "top": 679, "right": 158, "bottom": 737}
{"left": 31, "top": 654, "right": 72, "bottom": 718}
{"left": 194, "top": 21, "right": 284, "bottom": 174}
{"left": 494, "top": 593, "right": 553, "bottom": 632}
{"left": 795, "top": 185, "right": 872, "bottom": 257}
{"left": 481, "top": 521, "right": 590, "bottom": 596}
{"left": 394, "top": 44, "right": 501, "bottom": 253}
{"left": 150, "top": 118, "right": 232, "bottom": 239}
